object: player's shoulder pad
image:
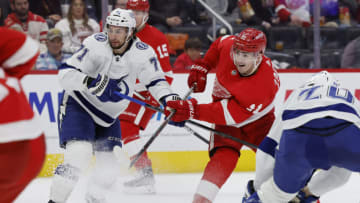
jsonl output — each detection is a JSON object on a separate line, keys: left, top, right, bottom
{"left": 82, "top": 33, "right": 108, "bottom": 50}
{"left": 135, "top": 41, "right": 149, "bottom": 50}
{"left": 93, "top": 33, "right": 107, "bottom": 42}
{"left": 220, "top": 35, "right": 232, "bottom": 42}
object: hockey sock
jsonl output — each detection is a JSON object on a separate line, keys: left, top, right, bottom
{"left": 194, "top": 147, "right": 239, "bottom": 202}
{"left": 121, "top": 121, "right": 152, "bottom": 170}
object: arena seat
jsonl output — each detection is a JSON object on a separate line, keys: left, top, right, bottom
{"left": 306, "top": 27, "right": 344, "bottom": 50}
{"left": 268, "top": 26, "right": 305, "bottom": 51}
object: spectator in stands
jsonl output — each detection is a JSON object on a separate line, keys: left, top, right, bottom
{"left": 148, "top": 0, "right": 193, "bottom": 32}
{"left": 341, "top": 36, "right": 360, "bottom": 68}
{"left": 35, "top": 28, "right": 71, "bottom": 70}
{"left": 274, "top": 0, "right": 312, "bottom": 27}
{"left": 207, "top": 0, "right": 274, "bottom": 29}
{"left": 5, "top": 0, "right": 49, "bottom": 52}
{"left": 55, "top": 0, "right": 100, "bottom": 53}
{"left": 113, "top": 0, "right": 128, "bottom": 9}
{"left": 28, "top": 0, "right": 62, "bottom": 28}
{"left": 0, "top": 0, "right": 11, "bottom": 26}
{"left": 174, "top": 37, "right": 203, "bottom": 71}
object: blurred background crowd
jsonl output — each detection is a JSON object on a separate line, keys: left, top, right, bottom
{"left": 2, "top": 0, "right": 360, "bottom": 70}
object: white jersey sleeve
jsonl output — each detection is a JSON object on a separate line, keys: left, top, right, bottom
{"left": 133, "top": 40, "right": 172, "bottom": 101}
{"left": 58, "top": 33, "right": 106, "bottom": 92}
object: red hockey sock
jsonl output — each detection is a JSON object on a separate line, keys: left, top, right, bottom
{"left": 131, "top": 151, "right": 152, "bottom": 170}
{"left": 121, "top": 121, "right": 152, "bottom": 170}
{"left": 195, "top": 147, "right": 239, "bottom": 202}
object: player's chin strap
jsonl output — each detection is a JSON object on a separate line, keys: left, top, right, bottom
{"left": 113, "top": 90, "right": 259, "bottom": 150}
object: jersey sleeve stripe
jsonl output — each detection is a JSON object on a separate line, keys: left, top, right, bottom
{"left": 3, "top": 36, "right": 39, "bottom": 68}
{"left": 145, "top": 78, "right": 166, "bottom": 89}
{"left": 220, "top": 99, "right": 236, "bottom": 125}
{"left": 282, "top": 103, "right": 360, "bottom": 121}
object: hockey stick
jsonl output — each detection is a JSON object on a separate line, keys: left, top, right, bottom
{"left": 115, "top": 91, "right": 209, "bottom": 144}
{"left": 113, "top": 91, "right": 258, "bottom": 149}
{"left": 128, "top": 85, "right": 196, "bottom": 168}
{"left": 185, "top": 120, "right": 258, "bottom": 149}
{"left": 133, "top": 91, "right": 209, "bottom": 145}
{"left": 184, "top": 125, "right": 209, "bottom": 144}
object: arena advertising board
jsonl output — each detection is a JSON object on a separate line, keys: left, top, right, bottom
{"left": 21, "top": 70, "right": 360, "bottom": 154}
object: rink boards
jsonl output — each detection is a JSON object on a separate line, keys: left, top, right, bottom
{"left": 21, "top": 70, "right": 360, "bottom": 177}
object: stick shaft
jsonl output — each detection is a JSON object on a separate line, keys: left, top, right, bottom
{"left": 184, "top": 125, "right": 209, "bottom": 144}
{"left": 129, "top": 86, "right": 195, "bottom": 168}
{"left": 114, "top": 91, "right": 258, "bottom": 149}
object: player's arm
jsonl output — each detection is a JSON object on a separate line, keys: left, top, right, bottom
{"left": 0, "top": 28, "right": 39, "bottom": 79}
{"left": 137, "top": 51, "right": 176, "bottom": 104}
{"left": 165, "top": 79, "right": 277, "bottom": 125}
{"left": 155, "top": 35, "right": 173, "bottom": 84}
{"left": 187, "top": 36, "right": 223, "bottom": 92}
{"left": 58, "top": 38, "right": 101, "bottom": 92}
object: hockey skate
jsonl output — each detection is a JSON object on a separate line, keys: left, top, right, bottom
{"left": 289, "top": 190, "right": 320, "bottom": 203}
{"left": 123, "top": 167, "right": 156, "bottom": 194}
{"left": 242, "top": 179, "right": 256, "bottom": 202}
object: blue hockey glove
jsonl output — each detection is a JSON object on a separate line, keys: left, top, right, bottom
{"left": 84, "top": 74, "right": 109, "bottom": 96}
{"left": 96, "top": 78, "right": 127, "bottom": 102}
{"left": 289, "top": 190, "right": 319, "bottom": 203}
{"left": 242, "top": 192, "right": 262, "bottom": 203}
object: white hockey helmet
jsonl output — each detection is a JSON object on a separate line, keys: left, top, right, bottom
{"left": 304, "top": 71, "right": 339, "bottom": 87}
{"left": 106, "top": 8, "right": 136, "bottom": 40}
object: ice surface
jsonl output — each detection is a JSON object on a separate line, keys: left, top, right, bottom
{"left": 14, "top": 172, "right": 360, "bottom": 203}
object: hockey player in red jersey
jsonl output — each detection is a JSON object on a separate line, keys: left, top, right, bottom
{"left": 118, "top": 0, "right": 174, "bottom": 193}
{"left": 165, "top": 28, "right": 280, "bottom": 203}
{"left": 0, "top": 27, "right": 45, "bottom": 203}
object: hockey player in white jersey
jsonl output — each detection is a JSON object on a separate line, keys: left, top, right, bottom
{"left": 243, "top": 71, "right": 359, "bottom": 203}
{"left": 48, "top": 8, "right": 180, "bottom": 203}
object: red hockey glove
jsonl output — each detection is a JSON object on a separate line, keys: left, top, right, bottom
{"left": 164, "top": 98, "right": 198, "bottom": 122}
{"left": 187, "top": 64, "right": 209, "bottom": 93}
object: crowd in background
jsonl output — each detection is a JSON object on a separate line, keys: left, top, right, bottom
{"left": 2, "top": 0, "right": 360, "bottom": 70}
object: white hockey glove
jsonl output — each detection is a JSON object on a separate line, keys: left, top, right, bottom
{"left": 83, "top": 74, "right": 109, "bottom": 96}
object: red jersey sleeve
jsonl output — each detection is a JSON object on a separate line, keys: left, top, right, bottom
{"left": 196, "top": 57, "right": 280, "bottom": 126}
{"left": 195, "top": 35, "right": 229, "bottom": 71}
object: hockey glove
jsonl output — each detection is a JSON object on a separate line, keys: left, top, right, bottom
{"left": 187, "top": 64, "right": 208, "bottom": 93}
{"left": 164, "top": 98, "right": 198, "bottom": 122}
{"left": 84, "top": 74, "right": 109, "bottom": 96}
{"left": 159, "top": 93, "right": 182, "bottom": 107}
{"left": 160, "top": 94, "right": 184, "bottom": 127}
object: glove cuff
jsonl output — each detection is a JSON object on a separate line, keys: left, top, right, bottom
{"left": 191, "top": 64, "right": 209, "bottom": 74}
{"left": 160, "top": 93, "right": 181, "bottom": 106}
{"left": 188, "top": 98, "right": 199, "bottom": 119}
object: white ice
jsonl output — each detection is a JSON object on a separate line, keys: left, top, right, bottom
{"left": 14, "top": 172, "right": 360, "bottom": 203}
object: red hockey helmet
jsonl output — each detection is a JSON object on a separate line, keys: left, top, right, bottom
{"left": 126, "top": 0, "right": 150, "bottom": 12}
{"left": 233, "top": 28, "right": 266, "bottom": 53}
